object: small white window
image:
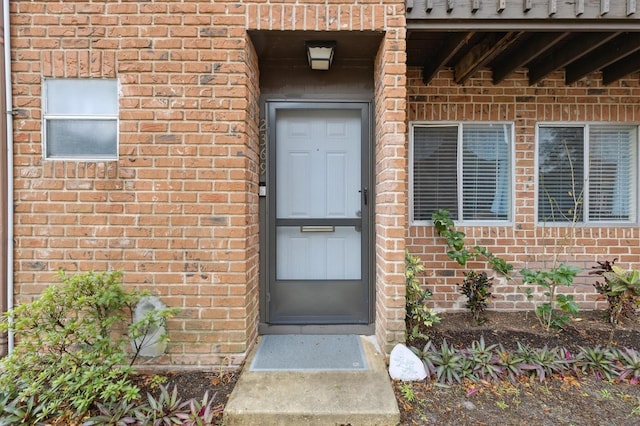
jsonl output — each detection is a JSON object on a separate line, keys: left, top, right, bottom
{"left": 43, "top": 79, "right": 118, "bottom": 160}
{"left": 410, "top": 122, "right": 513, "bottom": 224}
{"left": 537, "top": 124, "right": 638, "bottom": 224}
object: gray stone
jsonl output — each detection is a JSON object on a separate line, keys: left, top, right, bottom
{"left": 131, "top": 296, "right": 167, "bottom": 357}
{"left": 388, "top": 343, "right": 427, "bottom": 381}
{"left": 462, "top": 400, "right": 476, "bottom": 410}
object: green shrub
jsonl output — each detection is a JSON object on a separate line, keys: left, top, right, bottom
{"left": 603, "top": 265, "right": 640, "bottom": 324}
{"left": 405, "top": 249, "right": 440, "bottom": 341}
{"left": 0, "top": 270, "right": 177, "bottom": 422}
{"left": 521, "top": 264, "right": 581, "bottom": 330}
{"left": 83, "top": 385, "right": 221, "bottom": 426}
{"left": 411, "top": 338, "right": 640, "bottom": 385}
{"left": 459, "top": 271, "right": 493, "bottom": 324}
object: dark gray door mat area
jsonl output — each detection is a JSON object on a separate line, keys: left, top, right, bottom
{"left": 249, "top": 334, "right": 368, "bottom": 371}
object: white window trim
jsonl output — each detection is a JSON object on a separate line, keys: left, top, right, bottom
{"left": 535, "top": 122, "right": 640, "bottom": 227}
{"left": 42, "top": 78, "right": 120, "bottom": 161}
{"left": 409, "top": 121, "right": 515, "bottom": 226}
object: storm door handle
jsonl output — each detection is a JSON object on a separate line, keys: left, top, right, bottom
{"left": 359, "top": 188, "right": 368, "bottom": 205}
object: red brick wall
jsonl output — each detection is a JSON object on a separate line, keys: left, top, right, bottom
{"left": 374, "top": 27, "right": 409, "bottom": 350}
{"left": 9, "top": 0, "right": 408, "bottom": 365}
{"left": 406, "top": 68, "right": 640, "bottom": 313}
{"left": 10, "top": 0, "right": 260, "bottom": 367}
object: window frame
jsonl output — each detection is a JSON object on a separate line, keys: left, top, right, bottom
{"left": 535, "top": 122, "right": 640, "bottom": 226}
{"left": 409, "top": 121, "right": 515, "bottom": 226}
{"left": 42, "top": 78, "right": 119, "bottom": 161}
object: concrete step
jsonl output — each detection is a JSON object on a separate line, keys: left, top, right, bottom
{"left": 223, "top": 336, "right": 400, "bottom": 426}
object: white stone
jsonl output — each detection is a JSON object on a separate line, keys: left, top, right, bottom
{"left": 388, "top": 344, "right": 427, "bottom": 381}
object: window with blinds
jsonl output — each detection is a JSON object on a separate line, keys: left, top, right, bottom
{"left": 411, "top": 123, "right": 512, "bottom": 223}
{"left": 537, "top": 124, "right": 638, "bottom": 224}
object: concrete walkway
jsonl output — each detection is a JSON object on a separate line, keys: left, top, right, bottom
{"left": 223, "top": 336, "right": 400, "bottom": 425}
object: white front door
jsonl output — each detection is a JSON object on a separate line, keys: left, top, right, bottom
{"left": 267, "top": 103, "right": 371, "bottom": 324}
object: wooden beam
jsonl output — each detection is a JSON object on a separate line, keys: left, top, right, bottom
{"left": 422, "top": 32, "right": 472, "bottom": 85}
{"left": 565, "top": 33, "right": 640, "bottom": 84}
{"left": 406, "top": 0, "right": 414, "bottom": 13}
{"left": 406, "top": 0, "right": 636, "bottom": 19}
{"left": 528, "top": 32, "right": 620, "bottom": 85}
{"left": 426, "top": 0, "right": 434, "bottom": 13}
{"left": 492, "top": 32, "right": 571, "bottom": 84}
{"left": 602, "top": 50, "right": 640, "bottom": 85}
{"left": 454, "top": 32, "right": 522, "bottom": 84}
{"left": 447, "top": 0, "right": 455, "bottom": 13}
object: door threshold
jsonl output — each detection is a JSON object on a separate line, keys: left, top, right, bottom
{"left": 258, "top": 323, "right": 374, "bottom": 335}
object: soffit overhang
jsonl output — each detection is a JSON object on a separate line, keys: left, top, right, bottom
{"left": 406, "top": 0, "right": 640, "bottom": 85}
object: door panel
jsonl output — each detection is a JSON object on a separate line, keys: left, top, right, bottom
{"left": 276, "top": 112, "right": 361, "bottom": 219}
{"left": 268, "top": 104, "right": 370, "bottom": 325}
{"left": 276, "top": 226, "right": 361, "bottom": 280}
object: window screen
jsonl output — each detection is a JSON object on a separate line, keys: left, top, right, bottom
{"left": 537, "top": 124, "right": 638, "bottom": 223}
{"left": 412, "top": 123, "right": 512, "bottom": 223}
{"left": 44, "top": 79, "right": 118, "bottom": 160}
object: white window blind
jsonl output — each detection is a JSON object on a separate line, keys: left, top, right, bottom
{"left": 411, "top": 123, "right": 512, "bottom": 223}
{"left": 412, "top": 126, "right": 458, "bottom": 221}
{"left": 462, "top": 124, "right": 510, "bottom": 221}
{"left": 588, "top": 126, "right": 636, "bottom": 222}
{"left": 44, "top": 79, "right": 118, "bottom": 160}
{"left": 537, "top": 124, "right": 638, "bottom": 223}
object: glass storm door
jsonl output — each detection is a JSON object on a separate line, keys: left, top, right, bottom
{"left": 267, "top": 103, "right": 370, "bottom": 324}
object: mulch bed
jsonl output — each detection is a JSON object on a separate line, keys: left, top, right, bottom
{"left": 132, "top": 310, "right": 640, "bottom": 425}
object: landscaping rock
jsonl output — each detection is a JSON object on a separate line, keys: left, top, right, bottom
{"left": 388, "top": 343, "right": 427, "bottom": 381}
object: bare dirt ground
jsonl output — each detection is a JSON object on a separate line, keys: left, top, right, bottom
{"left": 136, "top": 311, "right": 640, "bottom": 425}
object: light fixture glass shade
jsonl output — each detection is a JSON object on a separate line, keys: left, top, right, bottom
{"left": 306, "top": 41, "right": 336, "bottom": 70}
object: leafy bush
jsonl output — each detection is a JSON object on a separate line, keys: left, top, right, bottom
{"left": 521, "top": 264, "right": 581, "bottom": 330}
{"left": 612, "top": 348, "right": 640, "bottom": 384}
{"left": 589, "top": 259, "right": 631, "bottom": 324}
{"left": 602, "top": 265, "right": 640, "bottom": 324}
{"left": 431, "top": 339, "right": 465, "bottom": 384}
{"left": 0, "top": 270, "right": 177, "bottom": 422}
{"left": 405, "top": 249, "right": 440, "bottom": 341}
{"left": 84, "top": 385, "right": 221, "bottom": 426}
{"left": 576, "top": 346, "right": 617, "bottom": 381}
{"left": 0, "top": 390, "right": 46, "bottom": 425}
{"left": 459, "top": 271, "right": 493, "bottom": 324}
{"left": 410, "top": 338, "right": 640, "bottom": 386}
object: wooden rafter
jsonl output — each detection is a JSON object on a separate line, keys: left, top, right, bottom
{"left": 422, "top": 32, "right": 472, "bottom": 85}
{"left": 602, "top": 50, "right": 640, "bottom": 85}
{"left": 565, "top": 32, "right": 640, "bottom": 84}
{"left": 527, "top": 32, "right": 621, "bottom": 84}
{"left": 491, "top": 32, "right": 571, "bottom": 84}
{"left": 454, "top": 32, "right": 522, "bottom": 84}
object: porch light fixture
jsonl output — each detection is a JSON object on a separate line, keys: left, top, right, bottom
{"left": 306, "top": 41, "right": 336, "bottom": 70}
